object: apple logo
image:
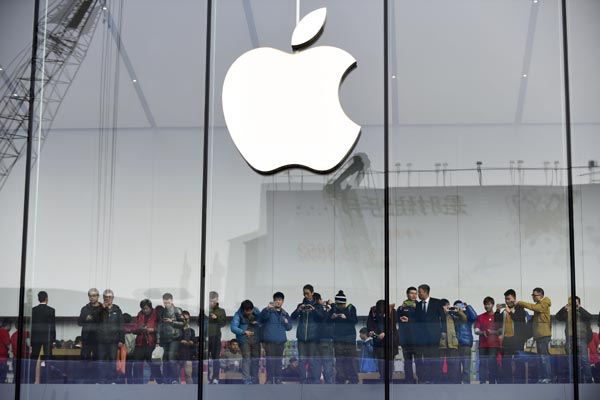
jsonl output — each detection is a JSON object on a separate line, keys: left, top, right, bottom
{"left": 222, "top": 8, "right": 360, "bottom": 174}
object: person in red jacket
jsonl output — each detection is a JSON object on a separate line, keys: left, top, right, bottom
{"left": 590, "top": 332, "right": 600, "bottom": 384}
{"left": 474, "top": 297, "right": 501, "bottom": 384}
{"left": 133, "top": 299, "right": 162, "bottom": 383}
{"left": 0, "top": 319, "right": 12, "bottom": 383}
{"left": 11, "top": 325, "right": 30, "bottom": 381}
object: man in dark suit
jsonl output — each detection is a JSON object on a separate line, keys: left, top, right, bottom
{"left": 413, "top": 284, "right": 446, "bottom": 383}
{"left": 31, "top": 291, "right": 56, "bottom": 383}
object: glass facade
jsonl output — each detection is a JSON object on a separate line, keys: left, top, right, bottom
{"left": 0, "top": 1, "right": 599, "bottom": 400}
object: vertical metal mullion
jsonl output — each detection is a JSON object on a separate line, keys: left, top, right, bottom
{"left": 560, "top": 0, "right": 579, "bottom": 396}
{"left": 198, "top": 0, "right": 213, "bottom": 398}
{"left": 383, "top": 0, "right": 391, "bottom": 399}
{"left": 15, "top": 0, "right": 41, "bottom": 398}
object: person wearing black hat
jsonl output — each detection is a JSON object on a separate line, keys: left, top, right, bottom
{"left": 260, "top": 291, "right": 292, "bottom": 384}
{"left": 281, "top": 356, "right": 303, "bottom": 382}
{"left": 329, "top": 290, "right": 358, "bottom": 384}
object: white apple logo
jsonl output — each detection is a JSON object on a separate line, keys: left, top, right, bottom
{"left": 222, "top": 8, "right": 360, "bottom": 173}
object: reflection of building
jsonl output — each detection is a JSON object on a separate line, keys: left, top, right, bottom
{"left": 226, "top": 183, "right": 600, "bottom": 313}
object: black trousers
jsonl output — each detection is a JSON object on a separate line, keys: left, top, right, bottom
{"left": 30, "top": 342, "right": 52, "bottom": 383}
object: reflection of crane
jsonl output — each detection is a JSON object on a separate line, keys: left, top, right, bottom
{"left": 324, "top": 153, "right": 371, "bottom": 194}
{"left": 0, "top": 0, "right": 103, "bottom": 191}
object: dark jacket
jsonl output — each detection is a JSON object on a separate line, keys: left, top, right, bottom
{"left": 367, "top": 304, "right": 399, "bottom": 356}
{"left": 455, "top": 304, "right": 477, "bottom": 346}
{"left": 78, "top": 303, "right": 103, "bottom": 343}
{"left": 494, "top": 305, "right": 528, "bottom": 347}
{"left": 329, "top": 303, "right": 358, "bottom": 343}
{"left": 413, "top": 297, "right": 447, "bottom": 346}
{"left": 259, "top": 307, "right": 292, "bottom": 343}
{"left": 315, "top": 303, "right": 334, "bottom": 341}
{"left": 397, "top": 300, "right": 417, "bottom": 347}
{"left": 207, "top": 304, "right": 227, "bottom": 337}
{"left": 31, "top": 303, "right": 56, "bottom": 346}
{"left": 290, "top": 299, "right": 324, "bottom": 342}
{"left": 158, "top": 306, "right": 185, "bottom": 343}
{"left": 97, "top": 304, "right": 124, "bottom": 344}
{"left": 556, "top": 305, "right": 593, "bottom": 342}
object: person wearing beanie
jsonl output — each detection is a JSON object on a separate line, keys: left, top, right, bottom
{"left": 329, "top": 290, "right": 358, "bottom": 384}
{"left": 260, "top": 291, "right": 292, "bottom": 384}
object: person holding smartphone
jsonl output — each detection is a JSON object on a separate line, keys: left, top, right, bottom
{"left": 260, "top": 292, "right": 292, "bottom": 384}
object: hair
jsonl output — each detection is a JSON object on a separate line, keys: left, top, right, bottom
{"left": 533, "top": 287, "right": 544, "bottom": 296}
{"left": 303, "top": 284, "right": 314, "bottom": 293}
{"left": 273, "top": 291, "right": 285, "bottom": 300}
{"left": 140, "top": 299, "right": 153, "bottom": 309}
{"left": 375, "top": 299, "right": 386, "bottom": 311}
{"left": 162, "top": 293, "right": 173, "bottom": 300}
{"left": 37, "top": 291, "right": 48, "bottom": 303}
{"left": 229, "top": 338, "right": 239, "bottom": 346}
{"left": 88, "top": 288, "right": 99, "bottom": 296}
{"left": 182, "top": 310, "right": 190, "bottom": 318}
{"left": 406, "top": 286, "right": 417, "bottom": 295}
{"left": 1, "top": 318, "right": 12, "bottom": 328}
{"left": 123, "top": 313, "right": 132, "bottom": 324}
{"left": 241, "top": 299, "right": 254, "bottom": 311}
{"left": 504, "top": 289, "right": 516, "bottom": 298}
{"left": 440, "top": 298, "right": 450, "bottom": 306}
{"left": 418, "top": 284, "right": 430, "bottom": 294}
{"left": 209, "top": 291, "right": 219, "bottom": 299}
{"left": 359, "top": 327, "right": 369, "bottom": 335}
{"left": 313, "top": 292, "right": 322, "bottom": 302}
{"left": 483, "top": 296, "right": 495, "bottom": 305}
{"left": 103, "top": 289, "right": 114, "bottom": 297}
{"left": 453, "top": 300, "right": 463, "bottom": 306}
{"left": 575, "top": 296, "right": 581, "bottom": 303}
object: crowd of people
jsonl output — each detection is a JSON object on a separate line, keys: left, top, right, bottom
{"left": 1, "top": 284, "right": 599, "bottom": 385}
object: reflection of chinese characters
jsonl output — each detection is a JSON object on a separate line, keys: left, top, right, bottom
{"left": 297, "top": 243, "right": 379, "bottom": 263}
{"left": 337, "top": 193, "right": 467, "bottom": 217}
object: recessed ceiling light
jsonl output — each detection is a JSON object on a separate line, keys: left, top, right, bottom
{"left": 132, "top": 79, "right": 137, "bottom": 83}
{"left": 522, "top": 74, "right": 528, "bottom": 78}
{"left": 392, "top": 75, "right": 396, "bottom": 79}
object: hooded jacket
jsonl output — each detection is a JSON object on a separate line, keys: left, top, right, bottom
{"left": 454, "top": 304, "right": 477, "bottom": 346}
{"left": 259, "top": 307, "right": 292, "bottom": 343}
{"left": 231, "top": 306, "right": 261, "bottom": 345}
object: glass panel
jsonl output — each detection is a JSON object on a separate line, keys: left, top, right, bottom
{"left": 20, "top": 0, "right": 206, "bottom": 397}
{"left": 568, "top": 0, "right": 600, "bottom": 397}
{"left": 0, "top": 0, "right": 34, "bottom": 396}
{"left": 205, "top": 0, "right": 384, "bottom": 399}
{"left": 390, "top": 0, "right": 575, "bottom": 397}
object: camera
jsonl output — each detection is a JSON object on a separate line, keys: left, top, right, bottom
{"left": 455, "top": 302, "right": 464, "bottom": 308}
{"left": 449, "top": 307, "right": 458, "bottom": 312}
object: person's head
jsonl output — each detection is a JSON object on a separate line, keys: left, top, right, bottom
{"left": 102, "top": 289, "right": 114, "bottom": 306}
{"left": 375, "top": 299, "right": 386, "bottom": 314}
{"left": 504, "top": 289, "right": 517, "bottom": 307}
{"left": 483, "top": 296, "right": 495, "bottom": 313}
{"left": 37, "top": 291, "right": 48, "bottom": 303}
{"left": 335, "top": 290, "right": 347, "bottom": 307}
{"left": 531, "top": 287, "right": 544, "bottom": 303}
{"left": 273, "top": 292, "right": 285, "bottom": 308}
{"left": 313, "top": 292, "right": 323, "bottom": 305}
{"left": 303, "top": 284, "right": 314, "bottom": 301}
{"left": 229, "top": 339, "right": 240, "bottom": 353}
{"left": 575, "top": 296, "right": 581, "bottom": 307}
{"left": 417, "top": 284, "right": 430, "bottom": 300}
{"left": 440, "top": 298, "right": 450, "bottom": 313}
{"left": 1, "top": 318, "right": 12, "bottom": 329}
{"left": 289, "top": 357, "right": 299, "bottom": 368}
{"left": 88, "top": 288, "right": 100, "bottom": 304}
{"left": 241, "top": 299, "right": 254, "bottom": 318}
{"left": 406, "top": 286, "right": 417, "bottom": 301}
{"left": 123, "top": 313, "right": 132, "bottom": 324}
{"left": 359, "top": 327, "right": 369, "bottom": 341}
{"left": 209, "top": 291, "right": 219, "bottom": 309}
{"left": 140, "top": 299, "right": 153, "bottom": 315}
{"left": 182, "top": 310, "right": 191, "bottom": 324}
{"left": 162, "top": 293, "right": 174, "bottom": 309}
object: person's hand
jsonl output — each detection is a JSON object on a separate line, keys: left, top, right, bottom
{"left": 496, "top": 304, "right": 505, "bottom": 311}
{"left": 378, "top": 333, "right": 385, "bottom": 340}
{"left": 86, "top": 315, "right": 92, "bottom": 321}
{"left": 441, "top": 332, "right": 447, "bottom": 340}
{"left": 283, "top": 318, "right": 288, "bottom": 324}
{"left": 147, "top": 328, "right": 154, "bottom": 333}
{"left": 339, "top": 313, "right": 347, "bottom": 319}
{"left": 209, "top": 312, "right": 217, "bottom": 320}
{"left": 164, "top": 318, "right": 173, "bottom": 324}
{"left": 244, "top": 330, "right": 254, "bottom": 336}
{"left": 118, "top": 342, "right": 123, "bottom": 348}
{"left": 331, "top": 313, "right": 338, "bottom": 319}
{"left": 400, "top": 316, "right": 408, "bottom": 323}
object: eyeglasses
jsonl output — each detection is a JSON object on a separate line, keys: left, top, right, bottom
{"left": 531, "top": 294, "right": 541, "bottom": 297}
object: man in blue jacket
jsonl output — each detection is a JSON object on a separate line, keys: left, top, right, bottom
{"left": 231, "top": 300, "right": 261, "bottom": 384}
{"left": 453, "top": 299, "right": 477, "bottom": 384}
{"left": 330, "top": 290, "right": 359, "bottom": 384}
{"left": 260, "top": 292, "right": 292, "bottom": 384}
{"left": 290, "top": 284, "right": 324, "bottom": 383}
